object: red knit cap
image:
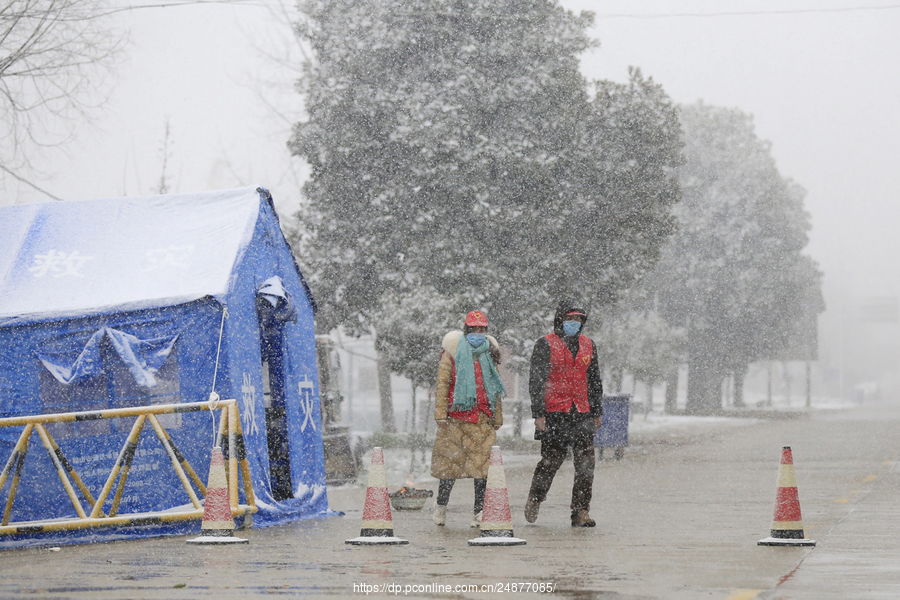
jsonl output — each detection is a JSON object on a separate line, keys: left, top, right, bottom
{"left": 464, "top": 310, "right": 488, "bottom": 327}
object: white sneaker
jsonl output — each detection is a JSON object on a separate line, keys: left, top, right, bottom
{"left": 432, "top": 502, "right": 447, "bottom": 526}
{"left": 470, "top": 511, "right": 482, "bottom": 528}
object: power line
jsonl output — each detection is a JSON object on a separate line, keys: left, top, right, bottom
{"left": 96, "top": 0, "right": 266, "bottom": 18}
{"left": 99, "top": 1, "right": 900, "bottom": 21}
{"left": 591, "top": 4, "right": 900, "bottom": 19}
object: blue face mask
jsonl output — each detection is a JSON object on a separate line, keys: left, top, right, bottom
{"left": 562, "top": 320, "right": 582, "bottom": 337}
{"left": 466, "top": 333, "right": 486, "bottom": 347}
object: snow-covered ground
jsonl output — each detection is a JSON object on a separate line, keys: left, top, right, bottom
{"left": 337, "top": 394, "right": 863, "bottom": 495}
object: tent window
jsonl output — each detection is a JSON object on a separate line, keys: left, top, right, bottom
{"left": 39, "top": 370, "right": 110, "bottom": 439}
{"left": 38, "top": 331, "right": 181, "bottom": 438}
{"left": 108, "top": 349, "right": 182, "bottom": 432}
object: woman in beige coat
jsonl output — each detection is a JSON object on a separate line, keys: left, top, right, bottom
{"left": 430, "top": 310, "right": 505, "bottom": 527}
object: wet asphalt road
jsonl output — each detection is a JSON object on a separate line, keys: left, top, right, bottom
{"left": 1, "top": 402, "right": 899, "bottom": 599}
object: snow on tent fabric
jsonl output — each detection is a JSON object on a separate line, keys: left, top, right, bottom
{"left": 0, "top": 186, "right": 332, "bottom": 548}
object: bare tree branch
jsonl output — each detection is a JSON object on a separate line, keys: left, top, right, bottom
{"left": 0, "top": 162, "right": 62, "bottom": 199}
{"left": 0, "top": 0, "right": 126, "bottom": 178}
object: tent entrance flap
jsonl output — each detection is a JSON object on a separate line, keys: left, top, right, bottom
{"left": 260, "top": 325, "right": 292, "bottom": 501}
{"left": 263, "top": 357, "right": 292, "bottom": 502}
{"left": 258, "top": 279, "right": 296, "bottom": 502}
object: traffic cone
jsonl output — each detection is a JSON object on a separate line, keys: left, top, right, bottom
{"left": 187, "top": 446, "right": 248, "bottom": 544}
{"left": 758, "top": 446, "right": 816, "bottom": 547}
{"left": 345, "top": 447, "right": 408, "bottom": 545}
{"left": 469, "top": 446, "right": 526, "bottom": 546}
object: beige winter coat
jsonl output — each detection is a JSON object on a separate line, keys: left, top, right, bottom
{"left": 430, "top": 331, "right": 503, "bottom": 480}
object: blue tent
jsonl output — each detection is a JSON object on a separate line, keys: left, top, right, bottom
{"left": 0, "top": 187, "right": 331, "bottom": 547}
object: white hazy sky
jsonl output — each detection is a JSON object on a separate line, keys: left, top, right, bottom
{"left": 3, "top": 0, "right": 899, "bottom": 388}
{"left": 561, "top": 0, "right": 900, "bottom": 390}
{"left": 566, "top": 0, "right": 900, "bottom": 298}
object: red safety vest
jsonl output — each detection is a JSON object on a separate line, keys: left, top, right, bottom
{"left": 446, "top": 354, "right": 493, "bottom": 423}
{"left": 544, "top": 333, "right": 593, "bottom": 413}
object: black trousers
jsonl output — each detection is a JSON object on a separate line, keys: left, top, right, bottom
{"left": 528, "top": 412, "right": 595, "bottom": 512}
{"left": 437, "top": 478, "right": 487, "bottom": 513}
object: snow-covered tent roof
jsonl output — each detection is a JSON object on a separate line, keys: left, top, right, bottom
{"left": 0, "top": 187, "right": 286, "bottom": 326}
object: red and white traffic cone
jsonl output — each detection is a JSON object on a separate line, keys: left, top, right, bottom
{"left": 758, "top": 446, "right": 816, "bottom": 547}
{"left": 345, "top": 447, "right": 408, "bottom": 545}
{"left": 187, "top": 446, "right": 248, "bottom": 544}
{"left": 469, "top": 446, "right": 526, "bottom": 546}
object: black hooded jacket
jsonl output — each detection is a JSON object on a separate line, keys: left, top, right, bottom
{"left": 529, "top": 299, "right": 603, "bottom": 419}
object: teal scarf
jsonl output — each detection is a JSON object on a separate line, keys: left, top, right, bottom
{"left": 453, "top": 336, "right": 506, "bottom": 413}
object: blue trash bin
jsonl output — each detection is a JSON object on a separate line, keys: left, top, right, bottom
{"left": 594, "top": 394, "right": 631, "bottom": 460}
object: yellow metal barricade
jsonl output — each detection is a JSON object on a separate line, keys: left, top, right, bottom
{"left": 0, "top": 400, "right": 257, "bottom": 537}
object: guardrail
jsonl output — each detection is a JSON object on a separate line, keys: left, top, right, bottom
{"left": 0, "top": 399, "right": 257, "bottom": 537}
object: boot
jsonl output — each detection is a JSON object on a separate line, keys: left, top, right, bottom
{"left": 470, "top": 511, "right": 482, "bottom": 528}
{"left": 432, "top": 502, "right": 447, "bottom": 526}
{"left": 571, "top": 509, "right": 595, "bottom": 527}
{"left": 524, "top": 497, "right": 541, "bottom": 523}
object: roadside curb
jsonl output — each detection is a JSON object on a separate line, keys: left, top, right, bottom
{"left": 664, "top": 408, "right": 811, "bottom": 420}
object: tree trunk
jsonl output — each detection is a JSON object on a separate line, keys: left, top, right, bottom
{"left": 782, "top": 361, "right": 792, "bottom": 406}
{"left": 664, "top": 370, "right": 678, "bottom": 413}
{"left": 610, "top": 368, "right": 623, "bottom": 395}
{"left": 643, "top": 380, "right": 656, "bottom": 417}
{"left": 805, "top": 361, "right": 812, "bottom": 408}
{"left": 376, "top": 349, "right": 396, "bottom": 433}
{"left": 686, "top": 360, "right": 723, "bottom": 415}
{"left": 410, "top": 385, "right": 417, "bottom": 432}
{"left": 424, "top": 388, "right": 436, "bottom": 436}
{"left": 733, "top": 366, "right": 747, "bottom": 408}
{"left": 513, "top": 371, "right": 523, "bottom": 438}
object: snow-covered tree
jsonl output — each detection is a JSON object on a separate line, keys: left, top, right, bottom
{"left": 289, "top": 0, "right": 683, "bottom": 421}
{"left": 649, "top": 102, "right": 823, "bottom": 414}
{"left": 370, "top": 287, "right": 467, "bottom": 391}
{"left": 492, "top": 68, "right": 684, "bottom": 363}
{"left": 596, "top": 307, "right": 684, "bottom": 395}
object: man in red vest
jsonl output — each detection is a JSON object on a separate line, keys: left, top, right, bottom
{"left": 525, "top": 299, "right": 603, "bottom": 527}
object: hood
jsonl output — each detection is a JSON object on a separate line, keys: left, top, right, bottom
{"left": 553, "top": 298, "right": 588, "bottom": 336}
